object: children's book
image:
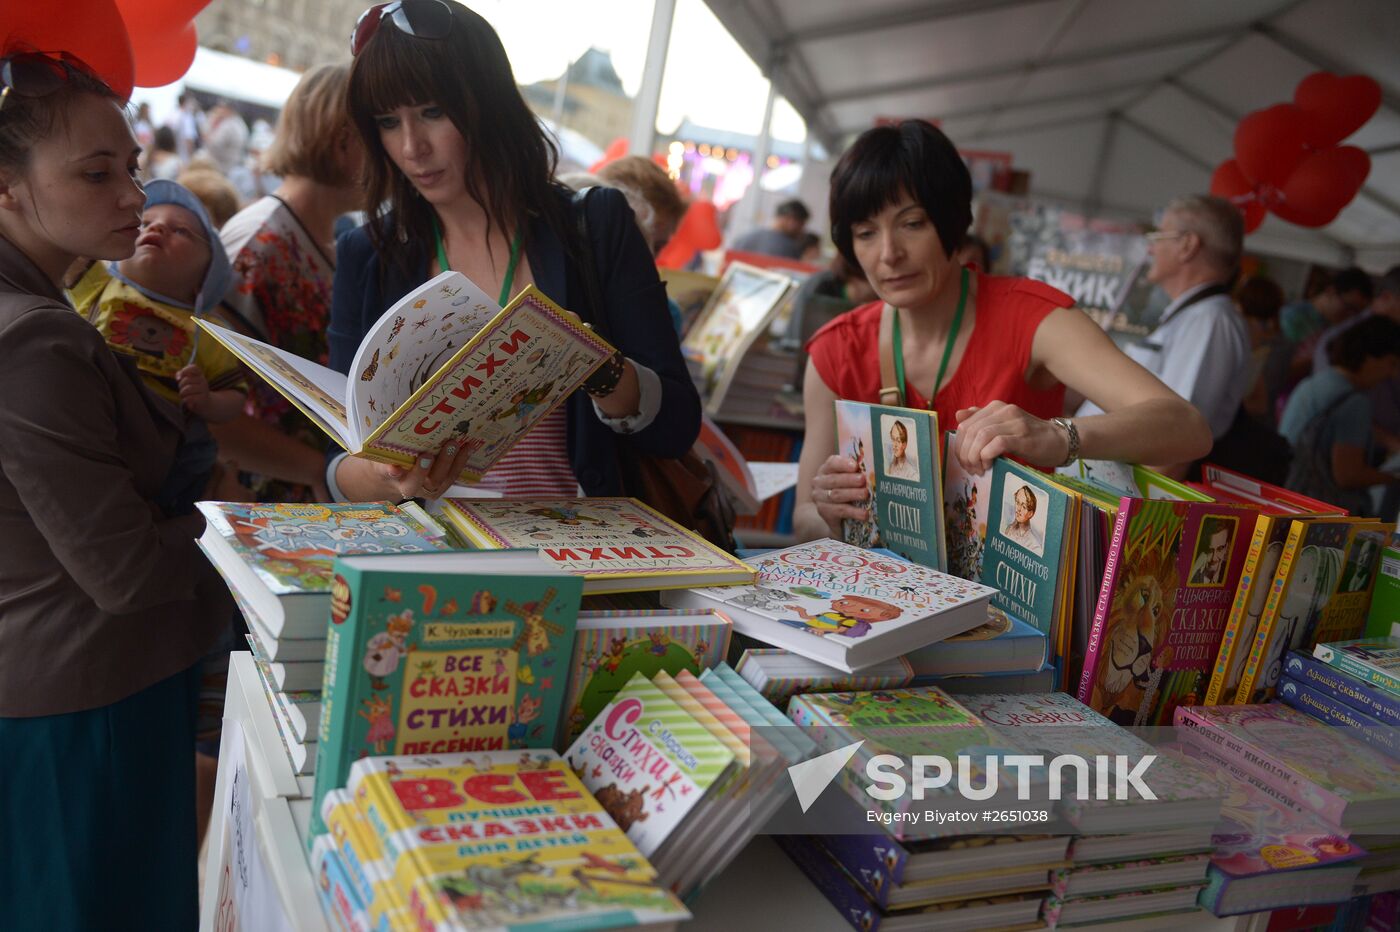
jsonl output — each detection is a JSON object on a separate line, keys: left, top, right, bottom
{"left": 347, "top": 750, "right": 688, "bottom": 930}
{"left": 734, "top": 649, "right": 913, "bottom": 705}
{"left": 1311, "top": 522, "right": 1394, "bottom": 648}
{"left": 662, "top": 540, "right": 996, "bottom": 673}
{"left": 252, "top": 653, "right": 316, "bottom": 775}
{"left": 563, "top": 671, "right": 736, "bottom": 857}
{"left": 437, "top": 496, "right": 755, "bottom": 593}
{"left": 1235, "top": 518, "right": 1355, "bottom": 704}
{"left": 1283, "top": 650, "right": 1400, "bottom": 726}
{"left": 246, "top": 631, "right": 323, "bottom": 691}
{"left": 977, "top": 458, "right": 1077, "bottom": 645}
{"left": 941, "top": 430, "right": 992, "bottom": 582}
{"left": 198, "top": 271, "right": 615, "bottom": 481}
{"left": 1314, "top": 636, "right": 1400, "bottom": 696}
{"left": 556, "top": 608, "right": 732, "bottom": 749}
{"left": 1060, "top": 459, "right": 1213, "bottom": 502}
{"left": 1277, "top": 677, "right": 1400, "bottom": 760}
{"left": 1078, "top": 498, "right": 1257, "bottom": 725}
{"left": 1205, "top": 514, "right": 1295, "bottom": 705}
{"left": 196, "top": 500, "right": 451, "bottom": 639}
{"left": 681, "top": 261, "right": 794, "bottom": 400}
{"left": 1366, "top": 541, "right": 1400, "bottom": 639}
{"left": 308, "top": 551, "right": 583, "bottom": 840}
{"left": 253, "top": 654, "right": 321, "bottom": 744}
{"left": 1195, "top": 463, "right": 1346, "bottom": 515}
{"left": 1195, "top": 756, "right": 1365, "bottom": 917}
{"left": 1050, "top": 854, "right": 1211, "bottom": 900}
{"left": 1041, "top": 886, "right": 1205, "bottom": 928}
{"left": 903, "top": 607, "right": 1048, "bottom": 676}
{"left": 834, "top": 399, "right": 945, "bottom": 571}
{"left": 321, "top": 788, "right": 411, "bottom": 930}
{"left": 1175, "top": 703, "right": 1400, "bottom": 833}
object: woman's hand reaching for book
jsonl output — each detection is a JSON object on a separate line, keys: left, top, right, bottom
{"left": 954, "top": 402, "right": 1067, "bottom": 475}
{"left": 810, "top": 454, "right": 871, "bottom": 537}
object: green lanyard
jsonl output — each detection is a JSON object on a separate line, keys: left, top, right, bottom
{"left": 891, "top": 266, "right": 969, "bottom": 408}
{"left": 432, "top": 215, "right": 523, "bottom": 306}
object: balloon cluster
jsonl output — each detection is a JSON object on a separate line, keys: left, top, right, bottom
{"left": 2, "top": 0, "right": 208, "bottom": 100}
{"left": 1209, "top": 72, "right": 1379, "bottom": 232}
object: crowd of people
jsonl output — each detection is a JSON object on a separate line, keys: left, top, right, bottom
{"left": 1, "top": 0, "right": 1397, "bottom": 924}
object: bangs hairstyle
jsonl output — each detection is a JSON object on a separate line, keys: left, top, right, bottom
{"left": 347, "top": 1, "right": 564, "bottom": 276}
{"left": 0, "top": 66, "right": 120, "bottom": 173}
{"left": 829, "top": 120, "right": 971, "bottom": 269}
{"left": 262, "top": 63, "right": 353, "bottom": 186}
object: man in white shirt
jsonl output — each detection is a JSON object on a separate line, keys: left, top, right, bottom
{"left": 1079, "top": 195, "right": 1249, "bottom": 477}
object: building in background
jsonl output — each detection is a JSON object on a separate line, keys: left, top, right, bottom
{"left": 522, "top": 47, "right": 633, "bottom": 152}
{"left": 196, "top": 0, "right": 362, "bottom": 70}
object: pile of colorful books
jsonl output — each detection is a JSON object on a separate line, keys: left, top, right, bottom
{"left": 313, "top": 750, "right": 689, "bottom": 931}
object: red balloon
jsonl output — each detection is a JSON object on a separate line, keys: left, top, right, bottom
{"left": 130, "top": 21, "right": 197, "bottom": 87}
{"left": 1274, "top": 146, "right": 1370, "bottom": 227}
{"left": 1234, "top": 104, "right": 1309, "bottom": 188}
{"left": 1209, "top": 159, "right": 1253, "bottom": 200}
{"left": 1, "top": 1, "right": 134, "bottom": 99}
{"left": 656, "top": 201, "right": 721, "bottom": 269}
{"left": 1294, "top": 72, "right": 1382, "bottom": 149}
{"left": 1242, "top": 202, "right": 1266, "bottom": 233}
{"left": 589, "top": 137, "right": 630, "bottom": 174}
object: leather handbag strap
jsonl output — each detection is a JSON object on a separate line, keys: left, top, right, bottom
{"left": 878, "top": 303, "right": 903, "bottom": 406}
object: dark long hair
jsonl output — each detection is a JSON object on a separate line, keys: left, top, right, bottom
{"left": 347, "top": 1, "right": 566, "bottom": 277}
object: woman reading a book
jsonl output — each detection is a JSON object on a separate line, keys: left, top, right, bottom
{"left": 327, "top": 0, "right": 700, "bottom": 502}
{"left": 0, "top": 52, "right": 233, "bottom": 927}
{"left": 795, "top": 121, "right": 1213, "bottom": 543}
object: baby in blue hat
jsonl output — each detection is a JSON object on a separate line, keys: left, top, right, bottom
{"left": 68, "top": 179, "right": 248, "bottom": 513}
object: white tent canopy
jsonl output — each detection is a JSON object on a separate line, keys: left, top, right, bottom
{"left": 702, "top": 0, "right": 1400, "bottom": 270}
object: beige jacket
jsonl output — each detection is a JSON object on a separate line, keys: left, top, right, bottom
{"left": 0, "top": 235, "right": 231, "bottom": 716}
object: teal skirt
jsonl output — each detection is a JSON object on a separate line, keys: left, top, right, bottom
{"left": 0, "top": 665, "right": 201, "bottom": 932}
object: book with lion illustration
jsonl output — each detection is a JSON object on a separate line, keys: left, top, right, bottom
{"left": 198, "top": 270, "right": 615, "bottom": 482}
{"left": 1078, "top": 498, "right": 1257, "bottom": 726}
{"left": 556, "top": 608, "right": 732, "bottom": 750}
{"left": 563, "top": 672, "right": 736, "bottom": 858}
{"left": 309, "top": 551, "right": 583, "bottom": 840}
{"left": 347, "top": 750, "right": 688, "bottom": 930}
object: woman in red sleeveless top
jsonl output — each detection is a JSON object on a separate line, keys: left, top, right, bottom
{"left": 796, "top": 122, "right": 1212, "bottom": 542}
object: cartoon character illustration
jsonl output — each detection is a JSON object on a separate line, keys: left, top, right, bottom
{"left": 728, "top": 585, "right": 793, "bottom": 613}
{"left": 1092, "top": 550, "right": 1175, "bottom": 724}
{"left": 594, "top": 783, "right": 650, "bottom": 831}
{"left": 469, "top": 589, "right": 497, "bottom": 614}
{"left": 508, "top": 694, "right": 542, "bottom": 747}
{"left": 506, "top": 589, "right": 563, "bottom": 656}
{"left": 1261, "top": 542, "right": 1346, "bottom": 692}
{"left": 648, "top": 631, "right": 669, "bottom": 656}
{"left": 358, "top": 695, "right": 395, "bottom": 753}
{"left": 603, "top": 636, "right": 628, "bottom": 674}
{"left": 363, "top": 609, "right": 415, "bottom": 689}
{"left": 524, "top": 506, "right": 607, "bottom": 527}
{"left": 493, "top": 649, "right": 508, "bottom": 677}
{"left": 489, "top": 379, "right": 558, "bottom": 425}
{"left": 463, "top": 854, "right": 548, "bottom": 914}
{"left": 106, "top": 302, "right": 190, "bottom": 360}
{"left": 692, "top": 640, "right": 709, "bottom": 664}
{"left": 780, "top": 595, "right": 902, "bottom": 638}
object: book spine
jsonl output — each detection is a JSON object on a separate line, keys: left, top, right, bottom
{"left": 1235, "top": 521, "right": 1306, "bottom": 704}
{"left": 1315, "top": 645, "right": 1400, "bottom": 697}
{"left": 310, "top": 563, "right": 364, "bottom": 842}
{"left": 1076, "top": 500, "right": 1131, "bottom": 704}
{"left": 1285, "top": 652, "right": 1400, "bottom": 726}
{"left": 1205, "top": 517, "right": 1272, "bottom": 705}
{"left": 815, "top": 832, "right": 908, "bottom": 908}
{"left": 772, "top": 835, "right": 885, "bottom": 932}
{"left": 1174, "top": 709, "right": 1349, "bottom": 827}
{"left": 1279, "top": 678, "right": 1400, "bottom": 761}
{"left": 1178, "top": 740, "right": 1316, "bottom": 819}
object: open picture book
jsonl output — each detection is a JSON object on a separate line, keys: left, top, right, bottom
{"left": 198, "top": 270, "right": 615, "bottom": 482}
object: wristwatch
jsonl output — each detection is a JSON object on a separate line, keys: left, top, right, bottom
{"left": 1050, "top": 416, "right": 1080, "bottom": 467}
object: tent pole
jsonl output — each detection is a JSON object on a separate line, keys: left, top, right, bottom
{"left": 737, "top": 69, "right": 780, "bottom": 237}
{"left": 629, "top": 0, "right": 677, "bottom": 159}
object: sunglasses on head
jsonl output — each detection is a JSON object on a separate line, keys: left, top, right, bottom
{"left": 350, "top": 0, "right": 455, "bottom": 56}
{"left": 0, "top": 51, "right": 100, "bottom": 114}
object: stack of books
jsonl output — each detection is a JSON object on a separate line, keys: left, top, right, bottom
{"left": 904, "top": 608, "right": 1053, "bottom": 694}
{"left": 1279, "top": 643, "right": 1400, "bottom": 762}
{"left": 313, "top": 750, "right": 689, "bottom": 931}
{"left": 195, "top": 500, "right": 454, "bottom": 775}
{"left": 734, "top": 649, "right": 913, "bottom": 706}
{"left": 562, "top": 664, "right": 804, "bottom": 901}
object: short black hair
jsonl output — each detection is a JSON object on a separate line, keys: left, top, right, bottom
{"left": 1329, "top": 315, "right": 1400, "bottom": 370}
{"left": 1333, "top": 266, "right": 1374, "bottom": 300}
{"left": 829, "top": 120, "right": 971, "bottom": 269}
{"left": 776, "top": 199, "right": 810, "bottom": 223}
{"left": 1235, "top": 276, "right": 1283, "bottom": 321}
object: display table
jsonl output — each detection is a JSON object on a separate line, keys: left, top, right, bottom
{"left": 200, "top": 651, "right": 1270, "bottom": 932}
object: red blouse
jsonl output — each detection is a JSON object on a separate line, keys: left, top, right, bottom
{"left": 806, "top": 271, "right": 1073, "bottom": 431}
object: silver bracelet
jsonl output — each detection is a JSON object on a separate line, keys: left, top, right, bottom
{"left": 1050, "top": 416, "right": 1080, "bottom": 467}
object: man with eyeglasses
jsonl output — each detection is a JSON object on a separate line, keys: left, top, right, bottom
{"left": 1077, "top": 194, "right": 1249, "bottom": 478}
